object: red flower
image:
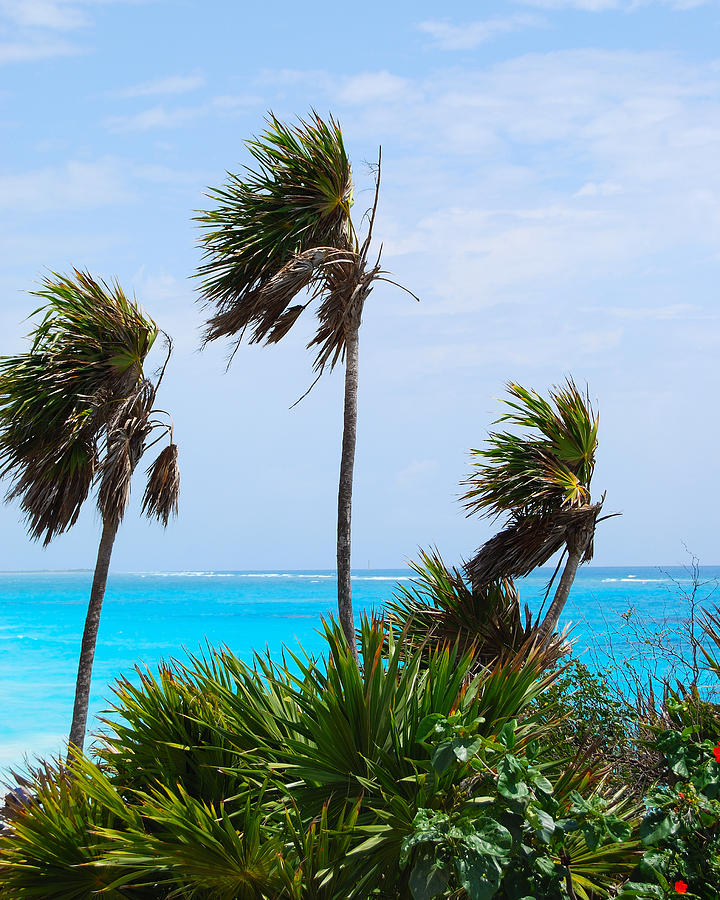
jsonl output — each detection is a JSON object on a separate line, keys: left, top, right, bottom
{"left": 675, "top": 881, "right": 688, "bottom": 894}
{"left": 712, "top": 746, "right": 720, "bottom": 763}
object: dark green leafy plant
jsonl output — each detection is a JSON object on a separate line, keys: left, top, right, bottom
{"left": 618, "top": 714, "right": 720, "bottom": 899}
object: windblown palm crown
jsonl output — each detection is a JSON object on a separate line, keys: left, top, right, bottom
{"left": 463, "top": 380, "right": 601, "bottom": 589}
{"left": 197, "top": 112, "right": 373, "bottom": 374}
{"left": 0, "top": 270, "right": 179, "bottom": 544}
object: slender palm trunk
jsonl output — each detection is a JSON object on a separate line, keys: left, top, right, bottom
{"left": 537, "top": 515, "right": 596, "bottom": 642}
{"left": 537, "top": 546, "right": 585, "bottom": 643}
{"left": 68, "top": 517, "right": 118, "bottom": 757}
{"left": 337, "top": 323, "right": 359, "bottom": 663}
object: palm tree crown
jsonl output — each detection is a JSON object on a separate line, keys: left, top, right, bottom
{"left": 463, "top": 380, "right": 598, "bottom": 522}
{"left": 0, "top": 269, "right": 178, "bottom": 543}
{"left": 462, "top": 380, "right": 603, "bottom": 620}
{"left": 197, "top": 112, "right": 364, "bottom": 373}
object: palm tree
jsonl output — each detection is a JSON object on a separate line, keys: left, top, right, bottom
{"left": 462, "top": 379, "right": 605, "bottom": 642}
{"left": 0, "top": 270, "right": 180, "bottom": 754}
{"left": 196, "top": 112, "right": 413, "bottom": 660}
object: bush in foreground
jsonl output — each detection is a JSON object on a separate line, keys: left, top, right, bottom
{"left": 0, "top": 619, "right": 641, "bottom": 899}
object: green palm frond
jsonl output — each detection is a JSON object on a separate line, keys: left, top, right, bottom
{"left": 0, "top": 270, "right": 159, "bottom": 544}
{"left": 197, "top": 112, "right": 353, "bottom": 346}
{"left": 462, "top": 379, "right": 598, "bottom": 521}
{"left": 385, "top": 548, "right": 537, "bottom": 663}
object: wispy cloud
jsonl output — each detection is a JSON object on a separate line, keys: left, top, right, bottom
{"left": 0, "top": 37, "right": 79, "bottom": 62}
{"left": 418, "top": 15, "right": 542, "bottom": 50}
{"left": 257, "top": 50, "right": 720, "bottom": 329}
{"left": 114, "top": 73, "right": 206, "bottom": 98}
{"left": 0, "top": 159, "right": 133, "bottom": 211}
{"left": 104, "top": 105, "right": 204, "bottom": 132}
{"left": 0, "top": 0, "right": 89, "bottom": 30}
{"left": 594, "top": 304, "right": 719, "bottom": 319}
{"left": 397, "top": 459, "right": 438, "bottom": 486}
{"left": 516, "top": 0, "right": 711, "bottom": 10}
{"left": 0, "top": 0, "right": 148, "bottom": 64}
{"left": 336, "top": 71, "right": 412, "bottom": 105}
{"left": 104, "top": 94, "right": 259, "bottom": 132}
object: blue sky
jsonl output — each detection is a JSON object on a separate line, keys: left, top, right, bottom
{"left": 1, "top": 0, "right": 719, "bottom": 571}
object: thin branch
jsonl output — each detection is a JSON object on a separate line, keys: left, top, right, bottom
{"left": 289, "top": 370, "right": 324, "bottom": 410}
{"left": 375, "top": 277, "right": 421, "bottom": 302}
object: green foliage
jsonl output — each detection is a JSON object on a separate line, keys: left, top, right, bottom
{"left": 619, "top": 708, "right": 720, "bottom": 899}
{"left": 538, "top": 658, "right": 638, "bottom": 773}
{"left": 0, "top": 756, "right": 148, "bottom": 898}
{"left": 0, "top": 618, "right": 642, "bottom": 899}
{"left": 385, "top": 548, "right": 552, "bottom": 665}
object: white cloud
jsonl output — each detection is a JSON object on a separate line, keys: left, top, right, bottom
{"left": 104, "top": 93, "right": 259, "bottom": 132}
{"left": 397, "top": 460, "right": 438, "bottom": 486}
{"left": 575, "top": 181, "right": 623, "bottom": 196}
{"left": 0, "top": 159, "right": 133, "bottom": 211}
{"left": 596, "top": 304, "right": 719, "bottom": 319}
{"left": 104, "top": 105, "right": 204, "bottom": 132}
{"left": 0, "top": 0, "right": 88, "bottom": 30}
{"left": 418, "top": 15, "right": 542, "bottom": 50}
{"left": 263, "top": 50, "right": 720, "bottom": 323}
{"left": 336, "top": 71, "right": 412, "bottom": 105}
{"left": 114, "top": 73, "right": 206, "bottom": 98}
{"left": 0, "top": 36, "right": 78, "bottom": 62}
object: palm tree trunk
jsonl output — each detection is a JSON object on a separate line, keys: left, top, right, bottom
{"left": 537, "top": 516, "right": 596, "bottom": 642}
{"left": 68, "top": 516, "right": 118, "bottom": 757}
{"left": 537, "top": 546, "right": 585, "bottom": 643}
{"left": 337, "top": 323, "right": 359, "bottom": 663}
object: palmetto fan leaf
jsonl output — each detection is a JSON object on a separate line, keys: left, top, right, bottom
{"left": 462, "top": 380, "right": 598, "bottom": 521}
{"left": 0, "top": 270, "right": 158, "bottom": 544}
{"left": 198, "top": 112, "right": 353, "bottom": 354}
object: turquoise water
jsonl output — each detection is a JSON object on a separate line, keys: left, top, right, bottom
{"left": 1, "top": 566, "right": 718, "bottom": 776}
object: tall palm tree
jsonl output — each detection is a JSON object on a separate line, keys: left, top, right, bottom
{"left": 197, "top": 112, "right": 413, "bottom": 660}
{"left": 0, "top": 270, "right": 180, "bottom": 754}
{"left": 462, "top": 379, "right": 605, "bottom": 642}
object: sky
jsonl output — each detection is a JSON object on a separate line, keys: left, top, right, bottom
{"left": 1, "top": 0, "right": 719, "bottom": 571}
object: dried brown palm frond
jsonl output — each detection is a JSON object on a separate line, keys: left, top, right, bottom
{"left": 465, "top": 502, "right": 604, "bottom": 588}
{"left": 141, "top": 441, "right": 180, "bottom": 527}
{"left": 96, "top": 381, "right": 155, "bottom": 528}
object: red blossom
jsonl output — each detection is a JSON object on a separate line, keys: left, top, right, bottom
{"left": 675, "top": 880, "right": 688, "bottom": 894}
{"left": 712, "top": 746, "right": 720, "bottom": 763}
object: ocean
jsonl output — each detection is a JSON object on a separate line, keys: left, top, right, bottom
{"left": 1, "top": 565, "right": 718, "bottom": 777}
